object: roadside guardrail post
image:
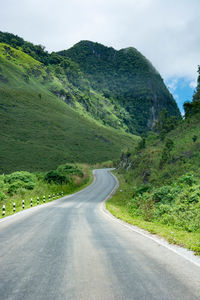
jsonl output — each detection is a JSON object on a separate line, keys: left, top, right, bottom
{"left": 13, "top": 203, "right": 15, "bottom": 213}
{"left": 2, "top": 205, "right": 5, "bottom": 216}
{"left": 22, "top": 200, "right": 25, "bottom": 209}
{"left": 43, "top": 195, "right": 45, "bottom": 203}
{"left": 37, "top": 196, "right": 39, "bottom": 205}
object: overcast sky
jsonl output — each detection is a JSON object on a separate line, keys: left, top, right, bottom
{"left": 1, "top": 0, "right": 200, "bottom": 111}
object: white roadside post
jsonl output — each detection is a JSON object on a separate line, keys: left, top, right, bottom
{"left": 22, "top": 200, "right": 25, "bottom": 209}
{"left": 43, "top": 195, "right": 45, "bottom": 203}
{"left": 13, "top": 203, "right": 16, "bottom": 213}
{"left": 2, "top": 205, "right": 5, "bottom": 216}
{"left": 49, "top": 195, "right": 51, "bottom": 201}
{"left": 30, "top": 198, "right": 33, "bottom": 207}
{"left": 37, "top": 196, "right": 39, "bottom": 205}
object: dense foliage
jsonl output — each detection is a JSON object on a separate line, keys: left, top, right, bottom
{"left": 127, "top": 172, "right": 200, "bottom": 233}
{"left": 59, "top": 40, "right": 181, "bottom": 133}
{"left": 111, "top": 80, "right": 200, "bottom": 253}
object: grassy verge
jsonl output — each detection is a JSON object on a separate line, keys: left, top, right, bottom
{"left": 106, "top": 172, "right": 200, "bottom": 255}
{"left": 0, "top": 164, "right": 93, "bottom": 218}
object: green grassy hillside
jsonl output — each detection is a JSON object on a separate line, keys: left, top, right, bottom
{"left": 0, "top": 43, "right": 139, "bottom": 173}
{"left": 107, "top": 73, "right": 200, "bottom": 254}
{"left": 108, "top": 112, "right": 200, "bottom": 254}
{"left": 120, "top": 113, "right": 200, "bottom": 187}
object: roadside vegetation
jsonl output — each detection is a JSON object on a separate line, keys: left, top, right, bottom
{"left": 107, "top": 67, "right": 200, "bottom": 255}
{"left": 0, "top": 163, "right": 92, "bottom": 218}
{"left": 107, "top": 173, "right": 200, "bottom": 255}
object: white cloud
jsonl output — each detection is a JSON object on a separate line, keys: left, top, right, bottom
{"left": 189, "top": 80, "right": 197, "bottom": 89}
{"left": 167, "top": 78, "right": 179, "bottom": 93}
{"left": 0, "top": 0, "right": 200, "bottom": 83}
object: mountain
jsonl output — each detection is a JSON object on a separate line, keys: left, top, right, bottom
{"left": 0, "top": 41, "right": 138, "bottom": 173}
{"left": 0, "top": 32, "right": 180, "bottom": 173}
{"left": 0, "top": 32, "right": 138, "bottom": 133}
{"left": 58, "top": 40, "right": 181, "bottom": 133}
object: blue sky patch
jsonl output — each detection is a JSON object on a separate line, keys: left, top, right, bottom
{"left": 165, "top": 77, "right": 196, "bottom": 114}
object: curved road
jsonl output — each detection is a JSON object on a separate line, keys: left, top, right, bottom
{"left": 0, "top": 169, "right": 200, "bottom": 300}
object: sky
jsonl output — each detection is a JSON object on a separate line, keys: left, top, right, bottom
{"left": 1, "top": 0, "right": 200, "bottom": 113}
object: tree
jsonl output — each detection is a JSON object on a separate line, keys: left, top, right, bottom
{"left": 184, "top": 66, "right": 200, "bottom": 118}
{"left": 192, "top": 135, "right": 197, "bottom": 143}
{"left": 155, "top": 109, "right": 179, "bottom": 140}
{"left": 159, "top": 138, "right": 174, "bottom": 168}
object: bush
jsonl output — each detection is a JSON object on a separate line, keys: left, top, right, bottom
{"left": 0, "top": 191, "right": 6, "bottom": 200}
{"left": 132, "top": 184, "right": 152, "bottom": 197}
{"left": 57, "top": 164, "right": 84, "bottom": 177}
{"left": 178, "top": 173, "right": 196, "bottom": 186}
{"left": 139, "top": 193, "right": 154, "bottom": 221}
{"left": 24, "top": 181, "right": 35, "bottom": 190}
{"left": 153, "top": 185, "right": 175, "bottom": 203}
{"left": 44, "top": 170, "right": 70, "bottom": 184}
{"left": 0, "top": 176, "right": 5, "bottom": 189}
{"left": 5, "top": 171, "right": 35, "bottom": 184}
{"left": 8, "top": 180, "right": 24, "bottom": 194}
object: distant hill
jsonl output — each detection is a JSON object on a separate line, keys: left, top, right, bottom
{"left": 58, "top": 40, "right": 181, "bottom": 133}
{"left": 0, "top": 41, "right": 138, "bottom": 173}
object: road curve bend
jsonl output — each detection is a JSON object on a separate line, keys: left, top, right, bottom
{"left": 0, "top": 169, "right": 200, "bottom": 300}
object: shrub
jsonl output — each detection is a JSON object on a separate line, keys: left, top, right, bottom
{"left": 0, "top": 191, "right": 6, "bottom": 200}
{"left": 57, "top": 164, "right": 84, "bottom": 177}
{"left": 8, "top": 180, "right": 24, "bottom": 194}
{"left": 5, "top": 171, "right": 35, "bottom": 184}
{"left": 132, "top": 184, "right": 152, "bottom": 197}
{"left": 153, "top": 185, "right": 175, "bottom": 203}
{"left": 139, "top": 193, "right": 154, "bottom": 221}
{"left": 44, "top": 170, "right": 70, "bottom": 184}
{"left": 24, "top": 181, "right": 35, "bottom": 190}
{"left": 192, "top": 135, "right": 197, "bottom": 142}
{"left": 0, "top": 176, "right": 5, "bottom": 189}
{"left": 178, "top": 173, "right": 196, "bottom": 186}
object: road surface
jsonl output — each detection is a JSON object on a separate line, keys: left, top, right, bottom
{"left": 0, "top": 169, "right": 200, "bottom": 300}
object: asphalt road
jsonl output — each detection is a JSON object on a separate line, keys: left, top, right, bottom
{"left": 0, "top": 169, "right": 200, "bottom": 300}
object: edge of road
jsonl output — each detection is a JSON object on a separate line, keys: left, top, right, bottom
{"left": 100, "top": 170, "right": 200, "bottom": 268}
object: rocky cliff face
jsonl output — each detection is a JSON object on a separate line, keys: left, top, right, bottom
{"left": 58, "top": 41, "right": 181, "bottom": 133}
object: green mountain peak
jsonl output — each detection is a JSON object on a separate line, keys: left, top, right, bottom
{"left": 58, "top": 40, "right": 180, "bottom": 133}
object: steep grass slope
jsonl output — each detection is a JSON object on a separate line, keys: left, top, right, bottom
{"left": 0, "top": 43, "right": 139, "bottom": 173}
